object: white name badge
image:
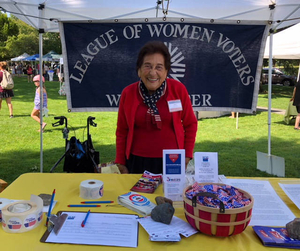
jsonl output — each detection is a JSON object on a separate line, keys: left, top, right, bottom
{"left": 168, "top": 99, "right": 183, "bottom": 112}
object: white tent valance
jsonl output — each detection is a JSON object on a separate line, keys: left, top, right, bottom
{"left": 0, "top": 0, "right": 300, "bottom": 32}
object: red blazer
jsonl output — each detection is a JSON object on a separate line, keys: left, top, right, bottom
{"left": 115, "top": 78, "right": 198, "bottom": 165}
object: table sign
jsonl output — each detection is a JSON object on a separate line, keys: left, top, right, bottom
{"left": 194, "top": 152, "right": 219, "bottom": 183}
{"left": 163, "top": 149, "right": 185, "bottom": 201}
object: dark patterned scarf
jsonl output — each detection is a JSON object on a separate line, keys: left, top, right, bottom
{"left": 139, "top": 80, "right": 167, "bottom": 129}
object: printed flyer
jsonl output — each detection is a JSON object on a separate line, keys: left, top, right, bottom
{"left": 163, "top": 149, "right": 185, "bottom": 201}
{"left": 194, "top": 152, "right": 218, "bottom": 183}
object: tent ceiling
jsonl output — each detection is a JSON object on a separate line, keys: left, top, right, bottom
{"left": 0, "top": 0, "right": 300, "bottom": 32}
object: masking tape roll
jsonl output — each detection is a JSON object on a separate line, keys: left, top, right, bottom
{"left": 0, "top": 198, "right": 13, "bottom": 222}
{"left": 80, "top": 179, "right": 104, "bottom": 200}
{"left": 1, "top": 195, "right": 43, "bottom": 233}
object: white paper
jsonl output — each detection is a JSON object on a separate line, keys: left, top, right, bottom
{"left": 224, "top": 179, "right": 295, "bottom": 226}
{"left": 138, "top": 216, "right": 198, "bottom": 242}
{"left": 163, "top": 149, "right": 186, "bottom": 201}
{"left": 279, "top": 182, "right": 300, "bottom": 210}
{"left": 194, "top": 152, "right": 218, "bottom": 183}
{"left": 45, "top": 212, "right": 139, "bottom": 247}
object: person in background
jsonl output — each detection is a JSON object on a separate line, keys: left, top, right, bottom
{"left": 27, "top": 64, "right": 34, "bottom": 82}
{"left": 36, "top": 63, "right": 40, "bottom": 75}
{"left": 16, "top": 63, "right": 22, "bottom": 77}
{"left": 0, "top": 61, "right": 14, "bottom": 118}
{"left": 43, "top": 64, "right": 49, "bottom": 81}
{"left": 291, "top": 80, "right": 300, "bottom": 130}
{"left": 31, "top": 75, "right": 47, "bottom": 132}
{"left": 115, "top": 41, "right": 198, "bottom": 174}
{"left": 11, "top": 63, "right": 16, "bottom": 75}
{"left": 229, "top": 112, "right": 236, "bottom": 118}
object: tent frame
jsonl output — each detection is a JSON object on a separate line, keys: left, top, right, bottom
{"left": 1, "top": 1, "right": 299, "bottom": 173}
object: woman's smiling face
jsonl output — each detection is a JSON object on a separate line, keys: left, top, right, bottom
{"left": 138, "top": 53, "right": 168, "bottom": 94}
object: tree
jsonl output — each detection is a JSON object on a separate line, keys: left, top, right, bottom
{"left": 43, "top": 32, "right": 62, "bottom": 54}
{"left": 6, "top": 33, "right": 39, "bottom": 56}
{"left": 0, "top": 13, "right": 19, "bottom": 60}
{"left": 10, "top": 15, "right": 37, "bottom": 35}
{"left": 0, "top": 13, "right": 62, "bottom": 60}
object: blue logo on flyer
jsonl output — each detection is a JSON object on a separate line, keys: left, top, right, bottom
{"left": 166, "top": 154, "right": 181, "bottom": 174}
{"left": 203, "top": 156, "right": 209, "bottom": 162}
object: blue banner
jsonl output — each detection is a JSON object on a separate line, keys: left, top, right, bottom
{"left": 61, "top": 19, "right": 267, "bottom": 112}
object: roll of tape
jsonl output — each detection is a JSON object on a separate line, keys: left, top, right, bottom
{"left": 0, "top": 198, "right": 13, "bottom": 222}
{"left": 1, "top": 195, "right": 43, "bottom": 233}
{"left": 80, "top": 179, "right": 104, "bottom": 200}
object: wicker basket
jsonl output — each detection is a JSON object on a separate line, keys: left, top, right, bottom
{"left": 183, "top": 183, "right": 254, "bottom": 237}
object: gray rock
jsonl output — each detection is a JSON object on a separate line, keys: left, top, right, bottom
{"left": 155, "top": 196, "right": 173, "bottom": 206}
{"left": 286, "top": 218, "right": 300, "bottom": 239}
{"left": 151, "top": 203, "right": 175, "bottom": 224}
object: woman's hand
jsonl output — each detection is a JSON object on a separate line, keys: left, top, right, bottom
{"left": 116, "top": 164, "right": 129, "bottom": 174}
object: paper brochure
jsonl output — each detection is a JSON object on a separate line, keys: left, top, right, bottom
{"left": 163, "top": 149, "right": 185, "bottom": 201}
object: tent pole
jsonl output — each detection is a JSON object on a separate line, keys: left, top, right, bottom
{"left": 267, "top": 30, "right": 273, "bottom": 172}
{"left": 38, "top": 5, "right": 44, "bottom": 173}
{"left": 297, "top": 62, "right": 300, "bottom": 82}
{"left": 39, "top": 32, "right": 44, "bottom": 173}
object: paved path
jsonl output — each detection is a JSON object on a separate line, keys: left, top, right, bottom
{"left": 256, "top": 106, "right": 285, "bottom": 115}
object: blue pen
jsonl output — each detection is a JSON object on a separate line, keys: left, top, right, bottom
{"left": 68, "top": 205, "right": 101, "bottom": 207}
{"left": 81, "top": 201, "right": 114, "bottom": 204}
{"left": 46, "top": 189, "right": 56, "bottom": 227}
{"left": 81, "top": 210, "right": 90, "bottom": 227}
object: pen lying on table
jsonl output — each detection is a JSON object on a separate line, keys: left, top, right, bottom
{"left": 81, "top": 210, "right": 90, "bottom": 227}
{"left": 68, "top": 205, "right": 101, "bottom": 207}
{"left": 81, "top": 201, "right": 114, "bottom": 204}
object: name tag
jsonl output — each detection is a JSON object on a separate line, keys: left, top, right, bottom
{"left": 168, "top": 99, "right": 183, "bottom": 112}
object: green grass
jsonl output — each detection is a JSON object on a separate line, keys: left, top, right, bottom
{"left": 0, "top": 78, "right": 299, "bottom": 185}
{"left": 257, "top": 84, "right": 295, "bottom": 109}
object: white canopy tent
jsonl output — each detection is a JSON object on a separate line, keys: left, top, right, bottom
{"left": 264, "top": 23, "right": 300, "bottom": 59}
{"left": 11, "top": 52, "right": 30, "bottom": 61}
{"left": 264, "top": 23, "right": 300, "bottom": 83}
{"left": 1, "top": 0, "right": 300, "bottom": 173}
{"left": 0, "top": 0, "right": 300, "bottom": 31}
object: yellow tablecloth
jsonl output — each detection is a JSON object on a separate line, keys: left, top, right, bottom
{"left": 1, "top": 173, "right": 299, "bottom": 251}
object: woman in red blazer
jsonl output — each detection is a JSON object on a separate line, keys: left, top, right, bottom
{"left": 115, "top": 41, "right": 197, "bottom": 174}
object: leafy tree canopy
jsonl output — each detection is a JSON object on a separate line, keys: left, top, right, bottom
{"left": 0, "top": 12, "right": 61, "bottom": 60}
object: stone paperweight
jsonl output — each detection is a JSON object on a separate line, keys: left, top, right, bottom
{"left": 286, "top": 218, "right": 300, "bottom": 239}
{"left": 155, "top": 196, "right": 173, "bottom": 206}
{"left": 151, "top": 202, "right": 175, "bottom": 224}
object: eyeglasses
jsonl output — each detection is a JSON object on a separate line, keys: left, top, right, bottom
{"left": 141, "top": 63, "right": 165, "bottom": 72}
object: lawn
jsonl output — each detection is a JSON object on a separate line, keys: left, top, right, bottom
{"left": 0, "top": 77, "right": 299, "bottom": 185}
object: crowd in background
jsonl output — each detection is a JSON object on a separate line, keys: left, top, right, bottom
{"left": 9, "top": 62, "right": 61, "bottom": 82}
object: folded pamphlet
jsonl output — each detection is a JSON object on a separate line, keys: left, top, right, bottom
{"left": 117, "top": 192, "right": 156, "bottom": 216}
{"left": 253, "top": 226, "right": 300, "bottom": 248}
{"left": 130, "top": 170, "right": 162, "bottom": 194}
